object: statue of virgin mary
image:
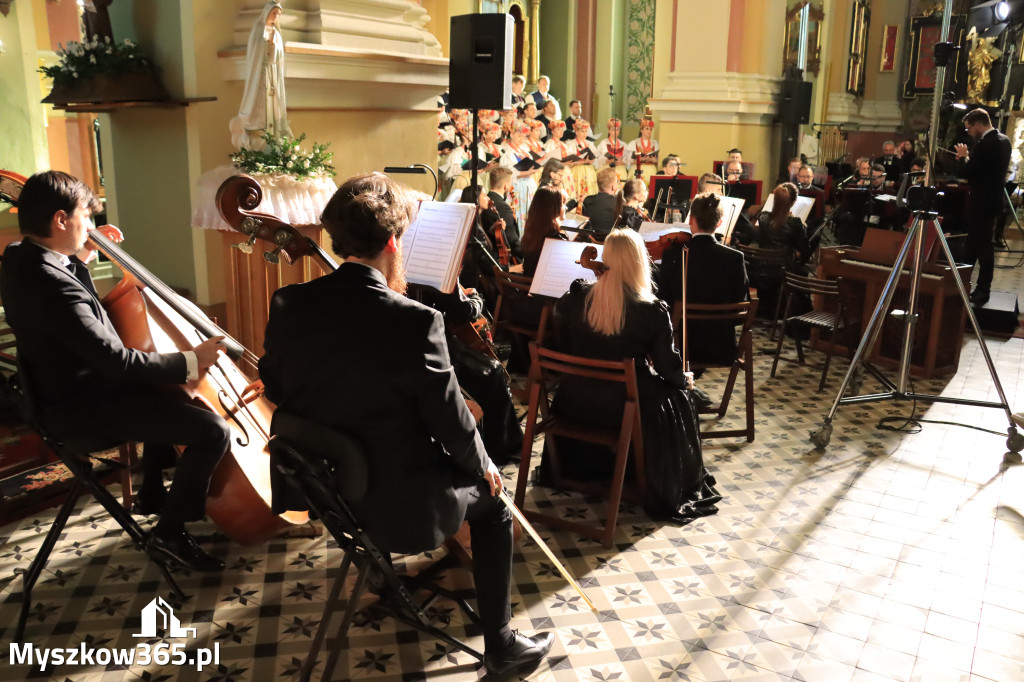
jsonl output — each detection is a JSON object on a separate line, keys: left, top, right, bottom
{"left": 230, "top": 1, "right": 292, "bottom": 150}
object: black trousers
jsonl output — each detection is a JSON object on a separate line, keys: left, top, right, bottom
{"left": 462, "top": 483, "right": 514, "bottom": 643}
{"left": 49, "top": 385, "right": 230, "bottom": 529}
{"left": 965, "top": 210, "right": 997, "bottom": 293}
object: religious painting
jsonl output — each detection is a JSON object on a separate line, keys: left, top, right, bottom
{"left": 846, "top": 0, "right": 870, "bottom": 95}
{"left": 880, "top": 24, "right": 900, "bottom": 72}
{"left": 903, "top": 14, "right": 967, "bottom": 98}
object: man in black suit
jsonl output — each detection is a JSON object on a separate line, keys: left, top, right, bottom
{"left": 658, "top": 192, "right": 749, "bottom": 366}
{"left": 535, "top": 99, "right": 558, "bottom": 144}
{"left": 0, "top": 171, "right": 230, "bottom": 572}
{"left": 581, "top": 167, "right": 621, "bottom": 237}
{"left": 874, "top": 140, "right": 902, "bottom": 184}
{"left": 259, "top": 173, "right": 552, "bottom": 677}
{"left": 562, "top": 99, "right": 582, "bottom": 142}
{"left": 955, "top": 108, "right": 1011, "bottom": 305}
{"left": 483, "top": 167, "right": 524, "bottom": 261}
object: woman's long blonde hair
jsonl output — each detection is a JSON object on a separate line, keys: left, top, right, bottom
{"left": 584, "top": 228, "right": 655, "bottom": 335}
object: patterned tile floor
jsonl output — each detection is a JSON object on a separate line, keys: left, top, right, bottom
{"left": 0, "top": 248, "right": 1022, "bottom": 681}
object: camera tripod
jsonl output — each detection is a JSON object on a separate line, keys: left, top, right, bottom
{"left": 809, "top": 206, "right": 1024, "bottom": 454}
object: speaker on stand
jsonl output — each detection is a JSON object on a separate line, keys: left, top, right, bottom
{"left": 449, "top": 13, "right": 514, "bottom": 190}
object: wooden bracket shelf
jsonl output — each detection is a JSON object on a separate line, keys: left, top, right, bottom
{"left": 51, "top": 96, "right": 217, "bottom": 113}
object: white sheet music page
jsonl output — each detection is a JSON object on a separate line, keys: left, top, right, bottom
{"left": 528, "top": 239, "right": 604, "bottom": 298}
{"left": 402, "top": 201, "right": 475, "bottom": 293}
{"left": 760, "top": 194, "right": 815, "bottom": 224}
{"left": 638, "top": 221, "right": 690, "bottom": 242}
{"left": 683, "top": 196, "right": 745, "bottom": 237}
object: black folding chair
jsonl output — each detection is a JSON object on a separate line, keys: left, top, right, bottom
{"left": 7, "top": 358, "right": 184, "bottom": 642}
{"left": 268, "top": 412, "right": 483, "bottom": 682}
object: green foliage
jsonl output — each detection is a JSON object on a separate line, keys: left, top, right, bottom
{"left": 39, "top": 37, "right": 153, "bottom": 85}
{"left": 230, "top": 133, "right": 336, "bottom": 179}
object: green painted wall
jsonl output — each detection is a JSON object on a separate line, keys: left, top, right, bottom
{"left": 0, "top": 0, "right": 48, "bottom": 177}
{"left": 539, "top": 1, "right": 574, "bottom": 99}
{"left": 99, "top": 0, "right": 201, "bottom": 298}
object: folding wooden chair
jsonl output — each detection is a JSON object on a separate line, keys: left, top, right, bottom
{"left": 685, "top": 300, "right": 758, "bottom": 442}
{"left": 514, "top": 343, "right": 644, "bottom": 548}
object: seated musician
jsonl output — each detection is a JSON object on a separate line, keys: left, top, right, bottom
{"left": 698, "top": 172, "right": 756, "bottom": 246}
{"left": 537, "top": 159, "right": 578, "bottom": 211}
{"left": 1, "top": 171, "right": 230, "bottom": 572}
{"left": 581, "top": 167, "right": 622, "bottom": 238}
{"left": 875, "top": 140, "right": 902, "bottom": 184}
{"left": 853, "top": 157, "right": 873, "bottom": 186}
{"left": 617, "top": 178, "right": 648, "bottom": 231}
{"left": 259, "top": 173, "right": 552, "bottom": 676}
{"left": 869, "top": 163, "right": 888, "bottom": 189}
{"left": 483, "top": 167, "right": 524, "bottom": 262}
{"left": 779, "top": 156, "right": 802, "bottom": 185}
{"left": 662, "top": 154, "right": 682, "bottom": 176}
{"left": 522, "top": 186, "right": 570, "bottom": 277}
{"left": 724, "top": 160, "right": 745, "bottom": 182}
{"left": 658, "top": 192, "right": 749, "bottom": 366}
{"left": 797, "top": 164, "right": 825, "bottom": 232}
{"left": 549, "top": 228, "right": 721, "bottom": 522}
{"left": 750, "top": 183, "right": 811, "bottom": 312}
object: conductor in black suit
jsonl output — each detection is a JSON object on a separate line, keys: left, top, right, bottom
{"left": 0, "top": 171, "right": 230, "bottom": 572}
{"left": 658, "top": 192, "right": 749, "bottom": 366}
{"left": 955, "top": 108, "right": 1011, "bottom": 305}
{"left": 259, "top": 173, "right": 552, "bottom": 677}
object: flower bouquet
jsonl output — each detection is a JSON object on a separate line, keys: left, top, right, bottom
{"left": 39, "top": 36, "right": 168, "bottom": 104}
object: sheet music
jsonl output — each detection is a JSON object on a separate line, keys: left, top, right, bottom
{"left": 445, "top": 188, "right": 463, "bottom": 203}
{"left": 682, "top": 195, "right": 745, "bottom": 238}
{"left": 402, "top": 201, "right": 475, "bottom": 293}
{"left": 528, "top": 239, "right": 604, "bottom": 298}
{"left": 761, "top": 194, "right": 815, "bottom": 224}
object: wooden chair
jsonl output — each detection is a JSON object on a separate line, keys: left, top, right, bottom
{"left": 683, "top": 300, "right": 759, "bottom": 442}
{"left": 491, "top": 267, "right": 553, "bottom": 383}
{"left": 735, "top": 244, "right": 792, "bottom": 339}
{"left": 771, "top": 272, "right": 854, "bottom": 392}
{"left": 514, "top": 343, "right": 644, "bottom": 548}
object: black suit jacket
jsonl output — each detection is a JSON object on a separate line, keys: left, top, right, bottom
{"left": 958, "top": 128, "right": 1011, "bottom": 219}
{"left": 581, "top": 192, "right": 619, "bottom": 236}
{"left": 562, "top": 116, "right": 578, "bottom": 142}
{"left": 259, "top": 262, "right": 490, "bottom": 554}
{"left": 535, "top": 114, "right": 553, "bottom": 142}
{"left": 659, "top": 234, "right": 748, "bottom": 365}
{"left": 0, "top": 239, "right": 186, "bottom": 430}
{"left": 483, "top": 191, "right": 523, "bottom": 260}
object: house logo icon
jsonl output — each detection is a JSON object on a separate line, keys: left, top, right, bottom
{"left": 133, "top": 597, "right": 197, "bottom": 638}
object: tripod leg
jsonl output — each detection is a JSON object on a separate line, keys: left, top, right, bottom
{"left": 895, "top": 218, "right": 928, "bottom": 394}
{"left": 812, "top": 217, "right": 922, "bottom": 448}
{"left": 932, "top": 222, "right": 1019, "bottom": 442}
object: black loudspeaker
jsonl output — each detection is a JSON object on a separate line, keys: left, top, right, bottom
{"left": 779, "top": 80, "right": 812, "bottom": 124}
{"left": 449, "top": 13, "right": 514, "bottom": 110}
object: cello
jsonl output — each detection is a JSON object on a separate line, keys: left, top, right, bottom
{"left": 88, "top": 232, "right": 308, "bottom": 546}
{"left": 2, "top": 171, "right": 306, "bottom": 545}
{"left": 216, "top": 174, "right": 504, "bottom": 364}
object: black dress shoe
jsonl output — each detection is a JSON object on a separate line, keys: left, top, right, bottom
{"left": 149, "top": 530, "right": 225, "bottom": 572}
{"left": 970, "top": 289, "right": 990, "bottom": 305}
{"left": 484, "top": 631, "right": 553, "bottom": 677}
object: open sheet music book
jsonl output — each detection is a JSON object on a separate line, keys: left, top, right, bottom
{"left": 402, "top": 201, "right": 476, "bottom": 294}
{"left": 528, "top": 239, "right": 605, "bottom": 298}
{"left": 682, "top": 195, "right": 746, "bottom": 241}
{"left": 761, "top": 194, "right": 816, "bottom": 224}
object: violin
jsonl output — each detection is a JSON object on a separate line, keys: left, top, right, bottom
{"left": 645, "top": 229, "right": 691, "bottom": 262}
{"left": 217, "top": 174, "right": 503, "bottom": 364}
{"left": 575, "top": 245, "right": 608, "bottom": 277}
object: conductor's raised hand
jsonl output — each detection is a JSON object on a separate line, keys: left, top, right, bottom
{"left": 954, "top": 143, "right": 969, "bottom": 160}
{"left": 193, "top": 336, "right": 227, "bottom": 370}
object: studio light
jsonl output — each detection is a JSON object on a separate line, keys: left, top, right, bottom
{"left": 995, "top": 1, "right": 1010, "bottom": 21}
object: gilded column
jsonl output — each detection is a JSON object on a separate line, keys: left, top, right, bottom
{"left": 529, "top": 0, "right": 541, "bottom": 83}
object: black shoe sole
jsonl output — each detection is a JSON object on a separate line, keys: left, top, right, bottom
{"left": 147, "top": 535, "right": 225, "bottom": 572}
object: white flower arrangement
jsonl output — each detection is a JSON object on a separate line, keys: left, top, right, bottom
{"left": 40, "top": 36, "right": 153, "bottom": 86}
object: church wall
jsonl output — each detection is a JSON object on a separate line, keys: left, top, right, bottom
{"left": 539, "top": 1, "right": 575, "bottom": 100}
{"left": 0, "top": 0, "right": 48, "bottom": 189}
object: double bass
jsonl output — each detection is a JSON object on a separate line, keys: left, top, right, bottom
{"left": 1, "top": 171, "right": 306, "bottom": 545}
